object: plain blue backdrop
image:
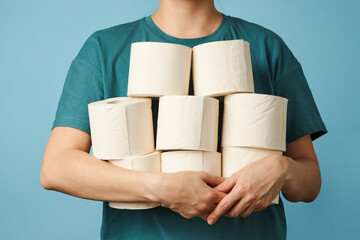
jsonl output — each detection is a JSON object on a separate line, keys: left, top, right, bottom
{"left": 0, "top": 0, "right": 359, "bottom": 239}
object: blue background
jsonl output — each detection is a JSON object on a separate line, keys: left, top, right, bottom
{"left": 0, "top": 0, "right": 359, "bottom": 239}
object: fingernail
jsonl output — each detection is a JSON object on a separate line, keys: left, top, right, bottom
{"left": 208, "top": 219, "right": 214, "bottom": 225}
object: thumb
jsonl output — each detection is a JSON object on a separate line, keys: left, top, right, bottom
{"left": 215, "top": 176, "right": 236, "bottom": 193}
{"left": 201, "top": 172, "right": 224, "bottom": 187}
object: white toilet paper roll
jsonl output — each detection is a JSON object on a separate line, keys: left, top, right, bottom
{"left": 192, "top": 39, "right": 254, "bottom": 97}
{"left": 156, "top": 96, "right": 219, "bottom": 152}
{"left": 127, "top": 42, "right": 192, "bottom": 97}
{"left": 107, "top": 151, "right": 161, "bottom": 209}
{"left": 222, "top": 93, "right": 288, "bottom": 151}
{"left": 161, "top": 151, "right": 221, "bottom": 177}
{"left": 222, "top": 147, "right": 282, "bottom": 204}
{"left": 88, "top": 97, "right": 154, "bottom": 160}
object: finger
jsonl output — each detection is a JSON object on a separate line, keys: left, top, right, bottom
{"left": 239, "top": 205, "right": 255, "bottom": 218}
{"left": 214, "top": 176, "right": 236, "bottom": 193}
{"left": 211, "top": 189, "right": 227, "bottom": 203}
{"left": 252, "top": 198, "right": 270, "bottom": 212}
{"left": 179, "top": 208, "right": 213, "bottom": 221}
{"left": 225, "top": 196, "right": 254, "bottom": 218}
{"left": 178, "top": 212, "right": 192, "bottom": 220}
{"left": 206, "top": 192, "right": 240, "bottom": 225}
{"left": 199, "top": 210, "right": 213, "bottom": 221}
{"left": 199, "top": 211, "right": 211, "bottom": 221}
{"left": 201, "top": 172, "right": 225, "bottom": 187}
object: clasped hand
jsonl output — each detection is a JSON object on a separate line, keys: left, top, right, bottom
{"left": 157, "top": 154, "right": 291, "bottom": 224}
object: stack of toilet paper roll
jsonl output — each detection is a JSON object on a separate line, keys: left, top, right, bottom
{"left": 88, "top": 39, "right": 288, "bottom": 210}
{"left": 156, "top": 96, "right": 222, "bottom": 177}
{"left": 88, "top": 97, "right": 161, "bottom": 209}
{"left": 221, "top": 94, "right": 288, "bottom": 204}
{"left": 128, "top": 42, "right": 222, "bottom": 178}
{"left": 191, "top": 40, "right": 288, "bottom": 205}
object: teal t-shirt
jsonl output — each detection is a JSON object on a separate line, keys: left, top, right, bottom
{"left": 52, "top": 13, "right": 327, "bottom": 240}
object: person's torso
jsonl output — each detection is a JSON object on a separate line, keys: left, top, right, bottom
{"left": 96, "top": 15, "right": 287, "bottom": 240}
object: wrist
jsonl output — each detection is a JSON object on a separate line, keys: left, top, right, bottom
{"left": 281, "top": 155, "right": 293, "bottom": 187}
{"left": 140, "top": 171, "right": 166, "bottom": 204}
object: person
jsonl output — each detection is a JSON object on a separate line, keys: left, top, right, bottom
{"left": 40, "top": 0, "right": 328, "bottom": 239}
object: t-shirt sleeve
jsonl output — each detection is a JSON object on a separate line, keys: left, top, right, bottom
{"left": 52, "top": 32, "right": 104, "bottom": 135}
{"left": 272, "top": 36, "right": 328, "bottom": 144}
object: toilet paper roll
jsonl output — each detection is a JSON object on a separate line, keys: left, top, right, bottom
{"left": 222, "top": 147, "right": 282, "bottom": 204}
{"left": 88, "top": 97, "right": 154, "bottom": 160}
{"left": 161, "top": 151, "right": 221, "bottom": 177}
{"left": 107, "top": 151, "right": 161, "bottom": 209}
{"left": 127, "top": 42, "right": 192, "bottom": 97}
{"left": 156, "top": 96, "right": 219, "bottom": 152}
{"left": 192, "top": 39, "right": 254, "bottom": 97}
{"left": 222, "top": 93, "right": 288, "bottom": 151}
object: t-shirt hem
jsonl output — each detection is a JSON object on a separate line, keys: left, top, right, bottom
{"left": 286, "top": 122, "right": 328, "bottom": 144}
{"left": 52, "top": 117, "right": 91, "bottom": 135}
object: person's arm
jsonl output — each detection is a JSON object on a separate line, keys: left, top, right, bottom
{"left": 206, "top": 134, "right": 321, "bottom": 224}
{"left": 40, "top": 126, "right": 225, "bottom": 219}
{"left": 280, "top": 134, "right": 321, "bottom": 202}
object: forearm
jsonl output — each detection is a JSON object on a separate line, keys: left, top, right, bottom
{"left": 281, "top": 156, "right": 322, "bottom": 202}
{"left": 40, "top": 149, "right": 161, "bottom": 203}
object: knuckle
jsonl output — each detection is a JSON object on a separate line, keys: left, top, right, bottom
{"left": 183, "top": 214, "right": 192, "bottom": 219}
{"left": 203, "top": 192, "right": 215, "bottom": 202}
{"left": 235, "top": 184, "right": 249, "bottom": 196}
{"left": 228, "top": 211, "right": 238, "bottom": 218}
{"left": 240, "top": 209, "right": 251, "bottom": 218}
{"left": 220, "top": 203, "right": 228, "bottom": 211}
{"left": 240, "top": 212, "right": 248, "bottom": 218}
{"left": 234, "top": 187, "right": 245, "bottom": 196}
{"left": 262, "top": 200, "right": 270, "bottom": 209}
{"left": 255, "top": 199, "right": 263, "bottom": 207}
{"left": 196, "top": 203, "right": 208, "bottom": 211}
{"left": 247, "top": 193, "right": 258, "bottom": 202}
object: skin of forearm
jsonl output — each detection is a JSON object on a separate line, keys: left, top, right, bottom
{"left": 281, "top": 156, "right": 322, "bottom": 203}
{"left": 40, "top": 149, "right": 162, "bottom": 203}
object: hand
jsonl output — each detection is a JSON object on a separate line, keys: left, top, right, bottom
{"left": 153, "top": 171, "right": 226, "bottom": 220}
{"left": 207, "top": 154, "right": 292, "bottom": 225}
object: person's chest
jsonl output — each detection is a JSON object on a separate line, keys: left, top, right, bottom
{"left": 101, "top": 29, "right": 275, "bottom": 99}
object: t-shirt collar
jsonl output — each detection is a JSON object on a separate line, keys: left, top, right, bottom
{"left": 144, "top": 13, "right": 230, "bottom": 47}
